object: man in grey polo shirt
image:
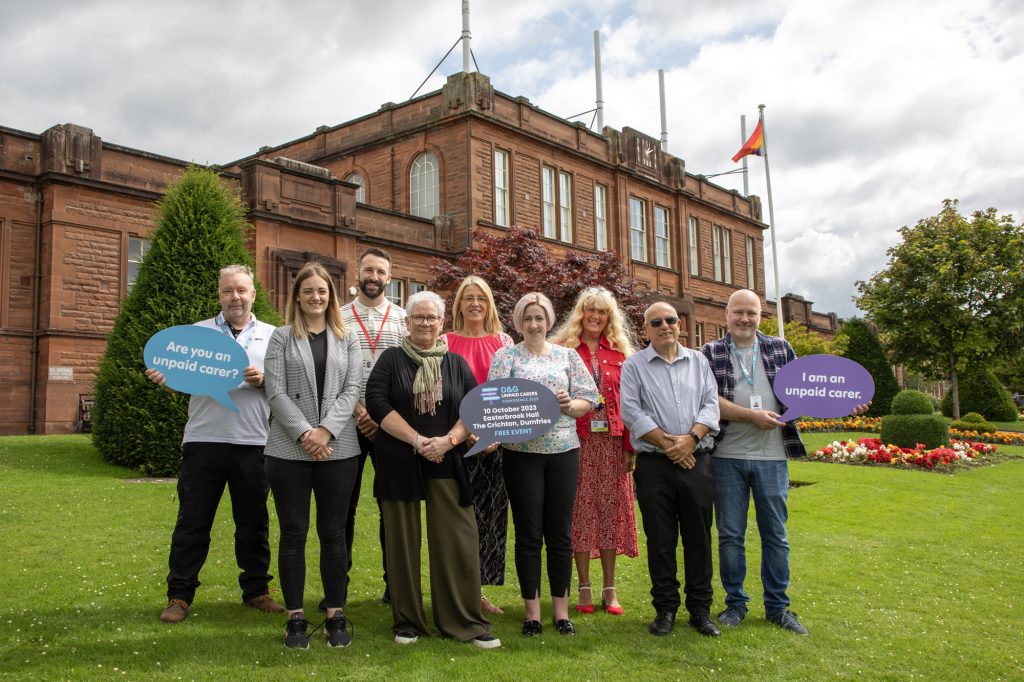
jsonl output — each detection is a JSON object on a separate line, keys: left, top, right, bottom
{"left": 620, "top": 302, "right": 721, "bottom": 638}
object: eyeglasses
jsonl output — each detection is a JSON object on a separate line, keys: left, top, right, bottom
{"left": 648, "top": 316, "right": 679, "bottom": 328}
{"left": 410, "top": 315, "right": 441, "bottom": 326}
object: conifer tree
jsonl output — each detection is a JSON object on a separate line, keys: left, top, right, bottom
{"left": 834, "top": 317, "right": 899, "bottom": 417}
{"left": 92, "top": 167, "right": 278, "bottom": 475}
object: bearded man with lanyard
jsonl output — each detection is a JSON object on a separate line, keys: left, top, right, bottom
{"left": 338, "top": 247, "right": 408, "bottom": 604}
{"left": 699, "top": 288, "right": 810, "bottom": 635}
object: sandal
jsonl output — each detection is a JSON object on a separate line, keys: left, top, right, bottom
{"left": 481, "top": 595, "right": 504, "bottom": 615}
{"left": 574, "top": 584, "right": 594, "bottom": 614}
{"left": 601, "top": 586, "right": 624, "bottom": 616}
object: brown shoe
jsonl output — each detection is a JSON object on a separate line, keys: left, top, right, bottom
{"left": 159, "top": 599, "right": 190, "bottom": 623}
{"left": 245, "top": 594, "right": 285, "bottom": 613}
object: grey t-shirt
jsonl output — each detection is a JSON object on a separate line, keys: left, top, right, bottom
{"left": 714, "top": 345, "right": 786, "bottom": 461}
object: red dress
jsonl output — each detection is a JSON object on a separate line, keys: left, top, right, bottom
{"left": 569, "top": 336, "right": 638, "bottom": 558}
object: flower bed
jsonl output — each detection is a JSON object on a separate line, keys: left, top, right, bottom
{"left": 798, "top": 416, "right": 881, "bottom": 433}
{"left": 808, "top": 438, "right": 999, "bottom": 471}
{"left": 799, "top": 417, "right": 1024, "bottom": 445}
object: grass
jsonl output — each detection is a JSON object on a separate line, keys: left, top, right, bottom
{"left": 1, "top": 435, "right": 1023, "bottom": 680}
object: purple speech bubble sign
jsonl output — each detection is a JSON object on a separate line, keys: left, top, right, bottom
{"left": 773, "top": 354, "right": 874, "bottom": 422}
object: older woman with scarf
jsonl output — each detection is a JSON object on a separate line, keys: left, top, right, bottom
{"left": 365, "top": 290, "right": 500, "bottom": 650}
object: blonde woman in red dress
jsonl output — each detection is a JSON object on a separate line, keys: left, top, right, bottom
{"left": 443, "top": 276, "right": 513, "bottom": 616}
{"left": 551, "top": 286, "right": 639, "bottom": 616}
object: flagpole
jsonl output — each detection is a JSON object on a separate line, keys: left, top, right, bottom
{"left": 759, "top": 104, "right": 786, "bottom": 342}
{"left": 740, "top": 115, "right": 749, "bottom": 196}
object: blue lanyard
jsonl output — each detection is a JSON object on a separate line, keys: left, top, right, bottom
{"left": 729, "top": 338, "right": 758, "bottom": 387}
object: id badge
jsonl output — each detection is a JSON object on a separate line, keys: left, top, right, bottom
{"left": 365, "top": 360, "right": 374, "bottom": 371}
{"left": 590, "top": 420, "right": 609, "bottom": 433}
{"left": 750, "top": 394, "right": 763, "bottom": 410}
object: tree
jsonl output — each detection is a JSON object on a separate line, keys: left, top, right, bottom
{"left": 855, "top": 200, "right": 1024, "bottom": 419}
{"left": 757, "top": 318, "right": 835, "bottom": 358}
{"left": 833, "top": 317, "right": 899, "bottom": 417}
{"left": 92, "top": 167, "right": 279, "bottom": 475}
{"left": 429, "top": 226, "right": 647, "bottom": 335}
{"left": 939, "top": 366, "right": 1018, "bottom": 422}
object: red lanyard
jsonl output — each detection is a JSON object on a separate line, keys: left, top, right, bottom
{"left": 351, "top": 304, "right": 391, "bottom": 356}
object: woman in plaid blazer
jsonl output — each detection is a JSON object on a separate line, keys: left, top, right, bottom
{"left": 264, "top": 262, "right": 363, "bottom": 649}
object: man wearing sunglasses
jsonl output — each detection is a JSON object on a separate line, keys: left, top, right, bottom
{"left": 620, "top": 302, "right": 721, "bottom": 638}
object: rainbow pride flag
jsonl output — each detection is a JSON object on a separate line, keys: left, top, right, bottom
{"left": 732, "top": 121, "right": 764, "bottom": 163}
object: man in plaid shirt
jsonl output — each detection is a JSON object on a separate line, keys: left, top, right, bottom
{"left": 701, "top": 289, "right": 809, "bottom": 635}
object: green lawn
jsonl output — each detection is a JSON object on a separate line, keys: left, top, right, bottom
{"left": 1, "top": 435, "right": 1022, "bottom": 680}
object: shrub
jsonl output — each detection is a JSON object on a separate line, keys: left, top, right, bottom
{"left": 91, "top": 167, "right": 279, "bottom": 476}
{"left": 960, "top": 412, "right": 987, "bottom": 423}
{"left": 880, "top": 414, "right": 951, "bottom": 449}
{"left": 834, "top": 318, "right": 899, "bottom": 418}
{"left": 890, "top": 389, "right": 935, "bottom": 415}
{"left": 940, "top": 367, "right": 1018, "bottom": 421}
{"left": 950, "top": 418, "right": 997, "bottom": 434}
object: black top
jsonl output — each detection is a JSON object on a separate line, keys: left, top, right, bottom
{"left": 309, "top": 329, "right": 328, "bottom": 408}
{"left": 366, "top": 347, "right": 478, "bottom": 504}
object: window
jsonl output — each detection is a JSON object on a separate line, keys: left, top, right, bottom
{"left": 386, "top": 280, "right": 405, "bottom": 307}
{"left": 718, "top": 325, "right": 727, "bottom": 339}
{"left": 594, "top": 184, "right": 607, "bottom": 252}
{"left": 345, "top": 172, "right": 366, "bottom": 203}
{"left": 694, "top": 322, "right": 704, "bottom": 349}
{"left": 494, "top": 149, "right": 509, "bottom": 227}
{"left": 410, "top": 281, "right": 427, "bottom": 296}
{"left": 629, "top": 197, "right": 647, "bottom": 262}
{"left": 542, "top": 166, "right": 555, "bottom": 239}
{"left": 654, "top": 206, "right": 671, "bottom": 268}
{"left": 558, "top": 171, "right": 573, "bottom": 242}
{"left": 410, "top": 152, "right": 439, "bottom": 219}
{"left": 127, "top": 236, "right": 151, "bottom": 293}
{"left": 746, "top": 236, "right": 756, "bottom": 288}
{"left": 688, "top": 216, "right": 699, "bottom": 276}
{"left": 712, "top": 225, "right": 733, "bottom": 283}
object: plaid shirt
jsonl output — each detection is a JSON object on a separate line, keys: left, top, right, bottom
{"left": 701, "top": 331, "right": 807, "bottom": 459}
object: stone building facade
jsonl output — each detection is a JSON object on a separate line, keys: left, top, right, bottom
{"left": 0, "top": 71, "right": 837, "bottom": 435}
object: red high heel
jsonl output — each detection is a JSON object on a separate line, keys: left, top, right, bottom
{"left": 574, "top": 584, "right": 594, "bottom": 614}
{"left": 601, "top": 587, "right": 624, "bottom": 616}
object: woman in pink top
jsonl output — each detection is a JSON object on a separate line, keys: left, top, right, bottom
{"left": 444, "top": 276, "right": 513, "bottom": 615}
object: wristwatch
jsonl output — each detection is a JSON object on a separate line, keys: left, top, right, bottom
{"left": 687, "top": 430, "right": 701, "bottom": 445}
{"left": 447, "top": 433, "right": 459, "bottom": 447}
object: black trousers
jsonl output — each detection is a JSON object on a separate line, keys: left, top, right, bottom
{"left": 347, "top": 431, "right": 388, "bottom": 590}
{"left": 633, "top": 451, "right": 715, "bottom": 616}
{"left": 265, "top": 456, "right": 358, "bottom": 611}
{"left": 502, "top": 449, "right": 579, "bottom": 600}
{"left": 166, "top": 441, "right": 272, "bottom": 604}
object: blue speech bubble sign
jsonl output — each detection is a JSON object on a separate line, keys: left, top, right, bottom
{"left": 459, "top": 378, "right": 562, "bottom": 456}
{"left": 143, "top": 325, "right": 249, "bottom": 412}
{"left": 773, "top": 354, "right": 875, "bottom": 422}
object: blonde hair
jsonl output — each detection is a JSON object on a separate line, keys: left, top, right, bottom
{"left": 512, "top": 292, "right": 556, "bottom": 334}
{"left": 285, "top": 262, "right": 346, "bottom": 339}
{"left": 551, "top": 286, "right": 637, "bottom": 357}
{"left": 451, "top": 276, "right": 504, "bottom": 334}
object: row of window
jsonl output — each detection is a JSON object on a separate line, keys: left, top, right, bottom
{"left": 343, "top": 151, "right": 440, "bottom": 220}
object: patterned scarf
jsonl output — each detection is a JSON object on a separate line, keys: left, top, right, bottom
{"left": 400, "top": 336, "right": 448, "bottom": 415}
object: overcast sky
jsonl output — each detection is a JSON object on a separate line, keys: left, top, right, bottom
{"left": 3, "top": 0, "right": 1021, "bottom": 317}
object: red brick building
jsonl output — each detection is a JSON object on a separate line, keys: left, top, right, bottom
{"left": 0, "top": 71, "right": 837, "bottom": 435}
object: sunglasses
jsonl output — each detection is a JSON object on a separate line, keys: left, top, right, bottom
{"left": 648, "top": 316, "right": 679, "bottom": 328}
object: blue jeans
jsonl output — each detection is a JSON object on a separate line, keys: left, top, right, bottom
{"left": 713, "top": 457, "right": 790, "bottom": 613}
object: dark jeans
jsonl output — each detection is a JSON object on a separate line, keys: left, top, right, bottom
{"left": 347, "top": 431, "right": 388, "bottom": 591}
{"left": 502, "top": 449, "right": 579, "bottom": 600}
{"left": 166, "top": 441, "right": 272, "bottom": 604}
{"left": 633, "top": 451, "right": 715, "bottom": 616}
{"left": 265, "top": 456, "right": 358, "bottom": 611}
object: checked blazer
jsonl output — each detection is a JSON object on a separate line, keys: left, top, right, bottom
{"left": 264, "top": 325, "right": 363, "bottom": 461}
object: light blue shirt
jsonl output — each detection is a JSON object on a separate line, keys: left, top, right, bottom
{"left": 620, "top": 342, "right": 720, "bottom": 452}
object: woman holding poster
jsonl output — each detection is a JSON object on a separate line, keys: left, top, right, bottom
{"left": 443, "top": 276, "right": 513, "bottom": 616}
{"left": 263, "top": 262, "right": 363, "bottom": 650}
{"left": 366, "top": 290, "right": 499, "bottom": 650}
{"left": 551, "top": 287, "right": 639, "bottom": 617}
{"left": 488, "top": 292, "right": 600, "bottom": 637}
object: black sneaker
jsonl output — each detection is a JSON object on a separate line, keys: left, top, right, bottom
{"left": 469, "top": 633, "right": 501, "bottom": 649}
{"left": 284, "top": 615, "right": 309, "bottom": 649}
{"left": 717, "top": 606, "right": 746, "bottom": 627}
{"left": 394, "top": 630, "right": 419, "bottom": 645}
{"left": 325, "top": 613, "right": 352, "bottom": 648}
{"left": 767, "top": 609, "right": 808, "bottom": 635}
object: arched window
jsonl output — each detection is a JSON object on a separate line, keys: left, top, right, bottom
{"left": 344, "top": 172, "right": 366, "bottom": 203}
{"left": 410, "top": 152, "right": 439, "bottom": 219}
